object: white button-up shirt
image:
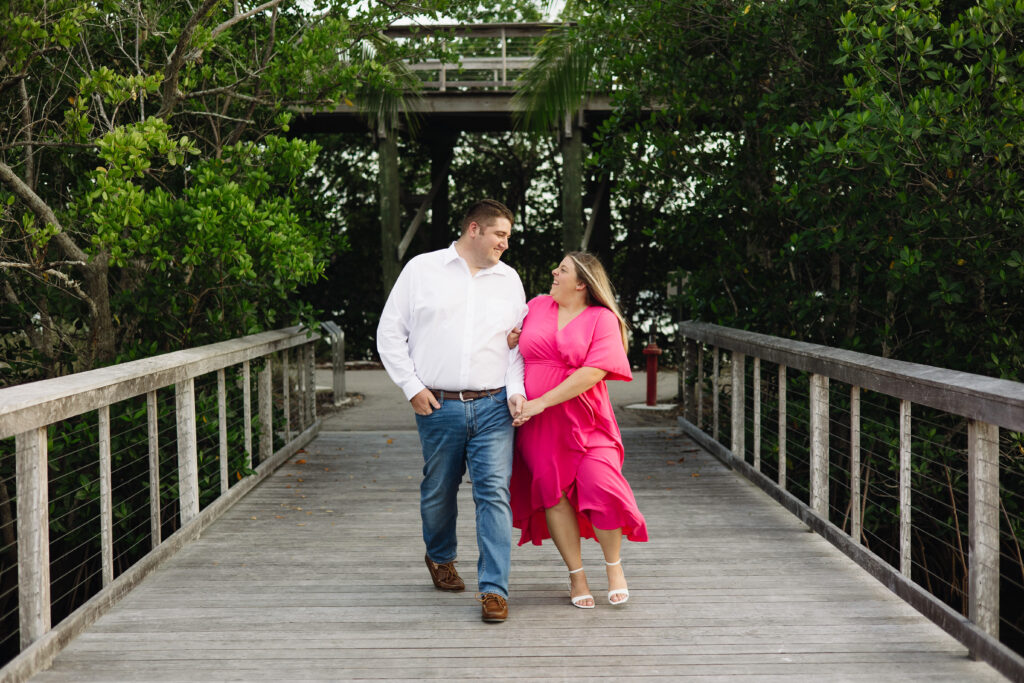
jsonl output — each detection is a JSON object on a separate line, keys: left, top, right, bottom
{"left": 377, "top": 244, "right": 527, "bottom": 401}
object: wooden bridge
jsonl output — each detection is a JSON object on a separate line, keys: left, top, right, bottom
{"left": 1, "top": 324, "right": 1022, "bottom": 681}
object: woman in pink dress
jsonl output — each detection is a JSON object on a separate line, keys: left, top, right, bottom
{"left": 509, "top": 251, "right": 648, "bottom": 608}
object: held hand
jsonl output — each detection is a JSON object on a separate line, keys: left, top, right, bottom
{"left": 506, "top": 326, "right": 521, "bottom": 349}
{"left": 410, "top": 388, "right": 441, "bottom": 416}
{"left": 512, "top": 398, "right": 545, "bottom": 427}
{"left": 507, "top": 393, "right": 526, "bottom": 420}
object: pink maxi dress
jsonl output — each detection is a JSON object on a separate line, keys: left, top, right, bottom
{"left": 511, "top": 295, "right": 649, "bottom": 546}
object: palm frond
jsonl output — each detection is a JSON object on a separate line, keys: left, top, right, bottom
{"left": 355, "top": 33, "right": 423, "bottom": 136}
{"left": 512, "top": 27, "right": 594, "bottom": 133}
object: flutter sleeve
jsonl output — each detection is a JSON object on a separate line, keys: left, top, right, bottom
{"left": 583, "top": 308, "right": 632, "bottom": 382}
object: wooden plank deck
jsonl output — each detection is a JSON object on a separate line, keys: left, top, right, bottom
{"left": 30, "top": 427, "right": 1005, "bottom": 682}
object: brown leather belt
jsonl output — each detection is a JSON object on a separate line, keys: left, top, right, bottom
{"left": 429, "top": 388, "right": 502, "bottom": 402}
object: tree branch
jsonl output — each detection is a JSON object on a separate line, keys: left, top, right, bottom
{"left": 0, "top": 160, "right": 89, "bottom": 263}
{"left": 157, "top": 0, "right": 224, "bottom": 120}
{"left": 209, "top": 0, "right": 285, "bottom": 43}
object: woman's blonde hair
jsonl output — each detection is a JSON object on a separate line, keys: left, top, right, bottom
{"left": 566, "top": 251, "right": 630, "bottom": 351}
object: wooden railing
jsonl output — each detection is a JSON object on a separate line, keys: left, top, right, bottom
{"left": 0, "top": 325, "right": 325, "bottom": 680}
{"left": 383, "top": 22, "right": 565, "bottom": 91}
{"left": 678, "top": 321, "right": 1024, "bottom": 680}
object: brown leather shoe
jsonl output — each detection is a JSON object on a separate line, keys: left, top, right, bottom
{"left": 479, "top": 592, "right": 508, "bottom": 623}
{"left": 424, "top": 554, "right": 465, "bottom": 591}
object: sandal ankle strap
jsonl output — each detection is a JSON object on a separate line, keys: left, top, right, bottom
{"left": 605, "top": 559, "right": 621, "bottom": 566}
{"left": 568, "top": 566, "right": 585, "bottom": 574}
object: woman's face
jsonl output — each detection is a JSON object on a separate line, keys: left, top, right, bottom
{"left": 550, "top": 256, "right": 584, "bottom": 302}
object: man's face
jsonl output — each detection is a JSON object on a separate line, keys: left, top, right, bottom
{"left": 467, "top": 217, "right": 512, "bottom": 268}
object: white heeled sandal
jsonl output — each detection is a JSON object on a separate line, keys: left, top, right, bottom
{"left": 568, "top": 567, "right": 595, "bottom": 609}
{"left": 605, "top": 559, "right": 629, "bottom": 605}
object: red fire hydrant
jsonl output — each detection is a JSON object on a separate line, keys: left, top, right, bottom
{"left": 642, "top": 338, "right": 662, "bottom": 406}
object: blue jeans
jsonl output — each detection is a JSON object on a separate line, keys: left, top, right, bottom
{"left": 415, "top": 388, "right": 513, "bottom": 598}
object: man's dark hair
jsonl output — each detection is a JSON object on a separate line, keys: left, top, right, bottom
{"left": 460, "top": 199, "right": 514, "bottom": 233}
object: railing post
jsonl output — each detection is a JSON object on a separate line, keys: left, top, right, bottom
{"left": 968, "top": 419, "right": 999, "bottom": 640}
{"left": 500, "top": 27, "right": 507, "bottom": 86}
{"left": 809, "top": 373, "right": 829, "bottom": 517}
{"left": 850, "top": 386, "right": 861, "bottom": 545}
{"left": 696, "top": 345, "right": 704, "bottom": 430}
{"left": 712, "top": 347, "right": 720, "bottom": 441}
{"left": 334, "top": 330, "right": 346, "bottom": 406}
{"left": 322, "top": 322, "right": 346, "bottom": 407}
{"left": 899, "top": 399, "right": 912, "bottom": 578}
{"left": 258, "top": 357, "right": 273, "bottom": 466}
{"left": 175, "top": 379, "right": 200, "bottom": 525}
{"left": 683, "top": 338, "right": 696, "bottom": 422}
{"left": 99, "top": 405, "right": 113, "bottom": 587}
{"left": 731, "top": 352, "right": 745, "bottom": 458}
{"left": 753, "top": 357, "right": 761, "bottom": 471}
{"left": 147, "top": 390, "right": 161, "bottom": 547}
{"left": 778, "top": 364, "right": 787, "bottom": 489}
{"left": 16, "top": 426, "right": 50, "bottom": 649}
{"left": 307, "top": 342, "right": 317, "bottom": 423}
{"left": 242, "top": 360, "right": 252, "bottom": 469}
{"left": 218, "top": 369, "right": 228, "bottom": 494}
{"left": 282, "top": 349, "right": 291, "bottom": 442}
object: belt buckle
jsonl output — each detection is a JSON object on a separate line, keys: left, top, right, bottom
{"left": 458, "top": 390, "right": 466, "bottom": 401}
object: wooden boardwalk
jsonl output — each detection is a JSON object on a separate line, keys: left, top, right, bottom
{"left": 30, "top": 427, "right": 1005, "bottom": 682}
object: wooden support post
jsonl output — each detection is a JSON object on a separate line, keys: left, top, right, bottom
{"left": 850, "top": 386, "right": 861, "bottom": 545}
{"left": 307, "top": 342, "right": 317, "bottom": 423}
{"left": 810, "top": 373, "right": 829, "bottom": 517}
{"left": 243, "top": 360, "right": 252, "bottom": 470}
{"left": 753, "top": 357, "right": 761, "bottom": 471}
{"left": 683, "top": 339, "right": 697, "bottom": 422}
{"left": 217, "top": 369, "right": 228, "bottom": 494}
{"left": 429, "top": 134, "right": 456, "bottom": 251}
{"left": 16, "top": 427, "right": 50, "bottom": 649}
{"left": 899, "top": 399, "right": 912, "bottom": 578}
{"left": 147, "top": 390, "right": 161, "bottom": 548}
{"left": 379, "top": 127, "right": 402, "bottom": 294}
{"left": 731, "top": 352, "right": 745, "bottom": 458}
{"left": 968, "top": 419, "right": 1000, "bottom": 640}
{"left": 258, "top": 357, "right": 273, "bottom": 466}
{"left": 712, "top": 347, "right": 720, "bottom": 441}
{"left": 296, "top": 349, "right": 307, "bottom": 432}
{"left": 696, "top": 346, "right": 704, "bottom": 430}
{"left": 282, "top": 349, "right": 291, "bottom": 443}
{"left": 560, "top": 113, "right": 583, "bottom": 252}
{"left": 175, "top": 379, "right": 200, "bottom": 526}
{"left": 778, "top": 364, "right": 787, "bottom": 489}
{"left": 330, "top": 327, "right": 346, "bottom": 406}
{"left": 99, "top": 405, "right": 113, "bottom": 587}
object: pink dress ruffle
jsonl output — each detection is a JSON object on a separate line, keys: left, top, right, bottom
{"left": 510, "top": 295, "right": 648, "bottom": 546}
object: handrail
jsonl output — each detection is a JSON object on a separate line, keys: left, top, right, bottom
{"left": 680, "top": 321, "right": 1024, "bottom": 431}
{"left": 0, "top": 325, "right": 329, "bottom": 680}
{"left": 678, "top": 321, "right": 1024, "bottom": 681}
{"left": 0, "top": 326, "right": 317, "bottom": 439}
{"left": 383, "top": 22, "right": 569, "bottom": 92}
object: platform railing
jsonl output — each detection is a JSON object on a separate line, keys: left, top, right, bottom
{"left": 678, "top": 321, "right": 1024, "bottom": 681}
{"left": 383, "top": 22, "right": 564, "bottom": 91}
{"left": 0, "top": 325, "right": 324, "bottom": 680}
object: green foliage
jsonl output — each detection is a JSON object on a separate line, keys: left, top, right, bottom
{"left": 0, "top": 0, "right": 455, "bottom": 383}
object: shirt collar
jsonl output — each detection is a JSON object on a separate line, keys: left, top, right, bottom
{"left": 444, "top": 242, "right": 508, "bottom": 277}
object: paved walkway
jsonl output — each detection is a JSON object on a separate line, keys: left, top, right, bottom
{"left": 28, "top": 370, "right": 1007, "bottom": 681}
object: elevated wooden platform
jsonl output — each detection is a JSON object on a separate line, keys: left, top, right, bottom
{"left": 29, "top": 428, "right": 1004, "bottom": 681}
{"left": 291, "top": 93, "right": 613, "bottom": 135}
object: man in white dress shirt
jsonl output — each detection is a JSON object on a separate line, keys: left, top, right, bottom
{"left": 376, "top": 199, "right": 527, "bottom": 623}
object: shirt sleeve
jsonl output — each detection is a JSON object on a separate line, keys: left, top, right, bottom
{"left": 583, "top": 308, "right": 633, "bottom": 382}
{"left": 503, "top": 278, "right": 529, "bottom": 398}
{"left": 376, "top": 264, "right": 426, "bottom": 401}
{"left": 504, "top": 346, "right": 525, "bottom": 398}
